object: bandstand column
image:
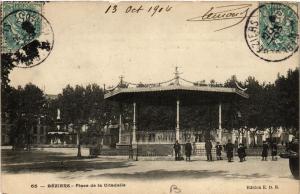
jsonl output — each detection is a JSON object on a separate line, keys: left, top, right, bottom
{"left": 118, "top": 113, "right": 122, "bottom": 144}
{"left": 132, "top": 102, "right": 137, "bottom": 144}
{"left": 176, "top": 99, "right": 180, "bottom": 141}
{"left": 218, "top": 102, "right": 222, "bottom": 142}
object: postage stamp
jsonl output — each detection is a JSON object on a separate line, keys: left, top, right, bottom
{"left": 1, "top": 2, "right": 54, "bottom": 68}
{"left": 2, "top": 2, "right": 43, "bottom": 53}
{"left": 245, "top": 3, "right": 299, "bottom": 62}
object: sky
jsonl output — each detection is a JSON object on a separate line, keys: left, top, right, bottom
{"left": 8, "top": 2, "right": 299, "bottom": 94}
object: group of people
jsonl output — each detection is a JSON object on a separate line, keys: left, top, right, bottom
{"left": 173, "top": 139, "right": 278, "bottom": 162}
{"left": 174, "top": 140, "right": 193, "bottom": 161}
{"left": 213, "top": 140, "right": 243, "bottom": 162}
{"left": 262, "top": 141, "right": 278, "bottom": 161}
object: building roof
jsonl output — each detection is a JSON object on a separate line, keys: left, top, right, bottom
{"left": 105, "top": 85, "right": 248, "bottom": 98}
{"left": 105, "top": 85, "right": 248, "bottom": 105}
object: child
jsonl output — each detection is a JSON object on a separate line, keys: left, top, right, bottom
{"left": 215, "top": 142, "right": 223, "bottom": 160}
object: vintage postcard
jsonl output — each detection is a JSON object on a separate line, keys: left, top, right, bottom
{"left": 1, "top": 1, "right": 299, "bottom": 194}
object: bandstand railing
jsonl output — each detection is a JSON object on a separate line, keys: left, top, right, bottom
{"left": 119, "top": 130, "right": 208, "bottom": 144}
{"left": 136, "top": 130, "right": 176, "bottom": 144}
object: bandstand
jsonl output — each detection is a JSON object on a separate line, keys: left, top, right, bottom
{"left": 104, "top": 68, "right": 249, "bottom": 156}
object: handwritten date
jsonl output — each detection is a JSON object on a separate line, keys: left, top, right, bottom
{"left": 105, "top": 4, "right": 172, "bottom": 17}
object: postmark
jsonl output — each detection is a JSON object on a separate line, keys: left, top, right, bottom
{"left": 244, "top": 3, "right": 299, "bottom": 62}
{"left": 2, "top": 2, "right": 54, "bottom": 68}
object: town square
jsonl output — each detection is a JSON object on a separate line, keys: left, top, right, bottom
{"left": 1, "top": 1, "right": 299, "bottom": 194}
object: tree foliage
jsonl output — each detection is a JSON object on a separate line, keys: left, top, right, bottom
{"left": 2, "top": 68, "right": 299, "bottom": 147}
{"left": 4, "top": 84, "right": 45, "bottom": 149}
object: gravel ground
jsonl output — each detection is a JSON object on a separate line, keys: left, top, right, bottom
{"left": 1, "top": 148, "right": 299, "bottom": 194}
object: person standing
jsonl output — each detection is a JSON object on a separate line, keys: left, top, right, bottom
{"left": 215, "top": 142, "right": 223, "bottom": 160}
{"left": 237, "top": 144, "right": 244, "bottom": 162}
{"left": 271, "top": 142, "right": 278, "bottom": 161}
{"left": 205, "top": 139, "right": 213, "bottom": 161}
{"left": 242, "top": 143, "right": 247, "bottom": 161}
{"left": 225, "top": 139, "right": 234, "bottom": 162}
{"left": 261, "top": 141, "right": 269, "bottom": 161}
{"left": 174, "top": 140, "right": 181, "bottom": 161}
{"left": 185, "top": 140, "right": 192, "bottom": 161}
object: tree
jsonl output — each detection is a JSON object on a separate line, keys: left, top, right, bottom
{"left": 58, "top": 85, "right": 85, "bottom": 157}
{"left": 1, "top": 37, "right": 51, "bottom": 119}
{"left": 275, "top": 68, "right": 299, "bottom": 136}
{"left": 57, "top": 84, "right": 118, "bottom": 157}
{"left": 261, "top": 83, "right": 281, "bottom": 141}
{"left": 1, "top": 53, "right": 15, "bottom": 92}
{"left": 7, "top": 84, "right": 45, "bottom": 150}
{"left": 240, "top": 76, "right": 265, "bottom": 146}
{"left": 1, "top": 23, "right": 51, "bottom": 147}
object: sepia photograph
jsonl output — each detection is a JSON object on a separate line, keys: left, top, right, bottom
{"left": 1, "top": 1, "right": 299, "bottom": 194}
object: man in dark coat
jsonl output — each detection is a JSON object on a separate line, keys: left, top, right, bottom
{"left": 271, "top": 142, "right": 277, "bottom": 161}
{"left": 225, "top": 139, "right": 234, "bottom": 162}
{"left": 205, "top": 139, "right": 213, "bottom": 161}
{"left": 174, "top": 140, "right": 181, "bottom": 161}
{"left": 237, "top": 143, "right": 244, "bottom": 162}
{"left": 241, "top": 143, "right": 247, "bottom": 161}
{"left": 185, "top": 140, "right": 192, "bottom": 161}
{"left": 262, "top": 141, "right": 269, "bottom": 161}
{"left": 215, "top": 142, "right": 223, "bottom": 160}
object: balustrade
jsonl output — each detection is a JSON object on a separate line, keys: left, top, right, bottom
{"left": 119, "top": 130, "right": 212, "bottom": 144}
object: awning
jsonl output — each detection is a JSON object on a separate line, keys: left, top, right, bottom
{"left": 105, "top": 85, "right": 249, "bottom": 105}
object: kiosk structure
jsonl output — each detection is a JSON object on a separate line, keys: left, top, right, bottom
{"left": 104, "top": 68, "right": 249, "bottom": 155}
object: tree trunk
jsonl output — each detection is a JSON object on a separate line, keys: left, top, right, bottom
{"left": 252, "top": 132, "right": 256, "bottom": 147}
{"left": 77, "top": 131, "right": 81, "bottom": 157}
{"left": 27, "top": 134, "right": 31, "bottom": 151}
{"left": 26, "top": 124, "right": 31, "bottom": 151}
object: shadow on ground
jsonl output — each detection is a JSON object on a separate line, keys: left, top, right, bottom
{"left": 1, "top": 149, "right": 133, "bottom": 173}
{"left": 2, "top": 160, "right": 133, "bottom": 173}
{"left": 1, "top": 149, "right": 272, "bottom": 180}
{"left": 2, "top": 149, "right": 75, "bottom": 164}
{"left": 89, "top": 170, "right": 270, "bottom": 180}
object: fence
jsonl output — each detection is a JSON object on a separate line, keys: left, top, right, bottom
{"left": 120, "top": 130, "right": 211, "bottom": 144}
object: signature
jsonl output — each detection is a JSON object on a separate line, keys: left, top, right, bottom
{"left": 187, "top": 4, "right": 252, "bottom": 32}
{"left": 170, "top": 184, "right": 181, "bottom": 194}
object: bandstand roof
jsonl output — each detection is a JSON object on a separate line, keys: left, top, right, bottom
{"left": 104, "top": 69, "right": 249, "bottom": 105}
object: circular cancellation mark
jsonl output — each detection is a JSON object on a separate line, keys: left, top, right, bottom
{"left": 244, "top": 3, "right": 299, "bottom": 62}
{"left": 2, "top": 9, "right": 54, "bottom": 68}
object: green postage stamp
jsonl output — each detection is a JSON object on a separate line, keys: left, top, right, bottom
{"left": 2, "top": 2, "right": 43, "bottom": 53}
{"left": 259, "top": 3, "right": 298, "bottom": 52}
{"left": 1, "top": 2, "right": 54, "bottom": 68}
{"left": 245, "top": 3, "right": 299, "bottom": 62}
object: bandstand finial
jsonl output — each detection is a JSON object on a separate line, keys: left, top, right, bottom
{"left": 174, "top": 66, "right": 181, "bottom": 85}
{"left": 119, "top": 75, "right": 124, "bottom": 85}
